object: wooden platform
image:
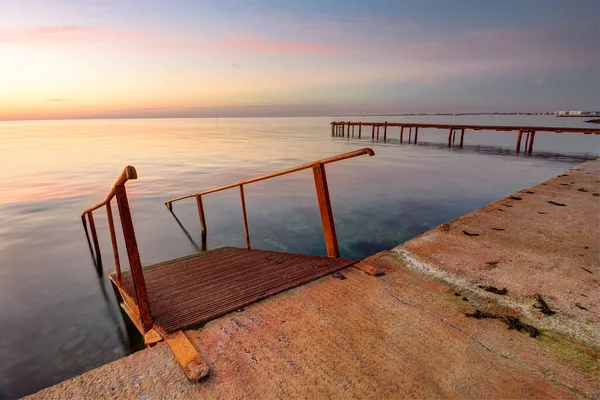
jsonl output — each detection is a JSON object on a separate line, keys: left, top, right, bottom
{"left": 114, "top": 247, "right": 357, "bottom": 334}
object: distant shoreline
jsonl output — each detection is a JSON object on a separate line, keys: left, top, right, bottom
{"left": 1, "top": 112, "right": 598, "bottom": 123}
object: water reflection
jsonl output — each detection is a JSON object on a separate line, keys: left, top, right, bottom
{"left": 83, "top": 219, "right": 103, "bottom": 277}
{"left": 168, "top": 209, "right": 202, "bottom": 252}
{"left": 336, "top": 136, "right": 597, "bottom": 164}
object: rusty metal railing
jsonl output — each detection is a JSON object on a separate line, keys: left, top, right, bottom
{"left": 81, "top": 149, "right": 374, "bottom": 333}
{"left": 81, "top": 166, "right": 153, "bottom": 332}
{"left": 165, "top": 148, "right": 375, "bottom": 257}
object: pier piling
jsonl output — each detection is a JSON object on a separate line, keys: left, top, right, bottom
{"left": 528, "top": 131, "right": 536, "bottom": 154}
{"left": 384, "top": 122, "right": 388, "bottom": 142}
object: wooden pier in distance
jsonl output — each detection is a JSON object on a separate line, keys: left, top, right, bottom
{"left": 331, "top": 121, "right": 600, "bottom": 154}
{"left": 81, "top": 148, "right": 377, "bottom": 383}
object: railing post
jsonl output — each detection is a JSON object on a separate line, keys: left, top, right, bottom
{"left": 460, "top": 129, "right": 465, "bottom": 148}
{"left": 115, "top": 184, "right": 153, "bottom": 333}
{"left": 331, "top": 123, "right": 335, "bottom": 137}
{"left": 448, "top": 127, "right": 453, "bottom": 147}
{"left": 239, "top": 185, "right": 251, "bottom": 249}
{"left": 105, "top": 200, "right": 121, "bottom": 282}
{"left": 409, "top": 127, "right": 412, "bottom": 143}
{"left": 400, "top": 126, "right": 404, "bottom": 144}
{"left": 358, "top": 123, "right": 362, "bottom": 138}
{"left": 196, "top": 195, "right": 207, "bottom": 251}
{"left": 516, "top": 129, "right": 523, "bottom": 154}
{"left": 88, "top": 211, "right": 102, "bottom": 265}
{"left": 414, "top": 127, "right": 419, "bottom": 144}
{"left": 371, "top": 124, "right": 375, "bottom": 139}
{"left": 312, "top": 163, "right": 340, "bottom": 258}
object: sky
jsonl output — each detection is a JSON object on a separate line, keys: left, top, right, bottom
{"left": 1, "top": 0, "right": 599, "bottom": 120}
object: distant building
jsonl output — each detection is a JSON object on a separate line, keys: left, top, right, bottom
{"left": 557, "top": 110, "right": 583, "bottom": 115}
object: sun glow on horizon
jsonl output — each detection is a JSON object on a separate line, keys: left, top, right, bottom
{"left": 1, "top": 1, "right": 598, "bottom": 120}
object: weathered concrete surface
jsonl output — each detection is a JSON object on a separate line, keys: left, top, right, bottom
{"left": 399, "top": 159, "right": 599, "bottom": 349}
{"left": 28, "top": 160, "right": 600, "bottom": 399}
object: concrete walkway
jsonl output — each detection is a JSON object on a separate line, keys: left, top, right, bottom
{"left": 400, "top": 159, "right": 599, "bottom": 348}
{"left": 28, "top": 160, "right": 599, "bottom": 399}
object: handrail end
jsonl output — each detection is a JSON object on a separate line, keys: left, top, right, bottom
{"left": 364, "top": 148, "right": 375, "bottom": 157}
{"left": 165, "top": 201, "right": 173, "bottom": 211}
{"left": 125, "top": 165, "right": 138, "bottom": 180}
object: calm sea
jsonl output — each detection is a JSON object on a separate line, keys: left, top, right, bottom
{"left": 0, "top": 115, "right": 598, "bottom": 398}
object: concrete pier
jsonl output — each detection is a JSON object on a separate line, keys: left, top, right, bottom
{"left": 28, "top": 160, "right": 599, "bottom": 399}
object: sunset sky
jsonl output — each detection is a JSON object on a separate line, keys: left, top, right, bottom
{"left": 1, "top": 0, "right": 599, "bottom": 120}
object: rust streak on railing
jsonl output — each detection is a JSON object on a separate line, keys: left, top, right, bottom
{"left": 114, "top": 183, "right": 153, "bottom": 332}
{"left": 239, "top": 185, "right": 250, "bottom": 249}
{"left": 105, "top": 200, "right": 121, "bottom": 282}
{"left": 313, "top": 162, "right": 339, "bottom": 257}
{"left": 87, "top": 211, "right": 102, "bottom": 264}
{"left": 195, "top": 195, "right": 207, "bottom": 251}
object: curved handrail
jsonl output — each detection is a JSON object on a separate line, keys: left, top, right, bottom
{"left": 80, "top": 164, "right": 153, "bottom": 332}
{"left": 165, "top": 148, "right": 374, "bottom": 207}
{"left": 82, "top": 165, "right": 138, "bottom": 216}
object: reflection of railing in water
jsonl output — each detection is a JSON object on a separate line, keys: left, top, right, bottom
{"left": 331, "top": 121, "right": 600, "bottom": 154}
{"left": 164, "top": 148, "right": 375, "bottom": 257}
{"left": 342, "top": 136, "right": 597, "bottom": 163}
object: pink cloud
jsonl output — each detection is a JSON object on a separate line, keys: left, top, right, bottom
{"left": 422, "top": 78, "right": 443, "bottom": 87}
{"left": 131, "top": 31, "right": 346, "bottom": 56}
{"left": 212, "top": 32, "right": 345, "bottom": 55}
{"left": 0, "top": 26, "right": 142, "bottom": 45}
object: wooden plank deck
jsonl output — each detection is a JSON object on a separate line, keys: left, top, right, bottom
{"left": 114, "top": 247, "right": 357, "bottom": 334}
